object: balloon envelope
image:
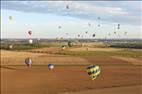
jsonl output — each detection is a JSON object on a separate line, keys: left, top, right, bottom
{"left": 78, "top": 34, "right": 80, "bottom": 37}
{"left": 117, "top": 24, "right": 120, "bottom": 29}
{"left": 98, "top": 17, "right": 100, "bottom": 20}
{"left": 86, "top": 65, "right": 101, "bottom": 80}
{"left": 124, "top": 32, "right": 127, "bottom": 35}
{"left": 9, "top": 16, "right": 12, "bottom": 20}
{"left": 58, "top": 26, "right": 61, "bottom": 29}
{"left": 66, "top": 5, "right": 69, "bottom": 9}
{"left": 25, "top": 58, "right": 32, "bottom": 67}
{"left": 92, "top": 34, "right": 95, "bottom": 37}
{"left": 48, "top": 64, "right": 54, "bottom": 70}
{"left": 28, "top": 31, "right": 32, "bottom": 35}
{"left": 29, "top": 39, "right": 33, "bottom": 44}
{"left": 88, "top": 23, "right": 91, "bottom": 27}
{"left": 9, "top": 45, "right": 13, "bottom": 49}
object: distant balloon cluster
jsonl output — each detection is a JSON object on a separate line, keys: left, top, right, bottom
{"left": 6, "top": 3, "right": 128, "bottom": 65}
{"left": 8, "top": 3, "right": 128, "bottom": 40}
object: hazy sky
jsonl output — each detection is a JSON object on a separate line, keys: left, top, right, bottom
{"left": 1, "top": 1, "right": 142, "bottom": 39}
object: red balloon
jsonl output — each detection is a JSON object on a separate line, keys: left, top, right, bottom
{"left": 28, "top": 31, "right": 32, "bottom": 35}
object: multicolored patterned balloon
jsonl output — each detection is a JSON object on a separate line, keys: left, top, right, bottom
{"left": 86, "top": 65, "right": 101, "bottom": 80}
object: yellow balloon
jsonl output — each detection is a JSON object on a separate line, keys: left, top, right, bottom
{"left": 86, "top": 65, "right": 101, "bottom": 80}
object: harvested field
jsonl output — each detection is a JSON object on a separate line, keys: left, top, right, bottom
{"left": 1, "top": 65, "right": 142, "bottom": 94}
{"left": 1, "top": 48, "right": 142, "bottom": 94}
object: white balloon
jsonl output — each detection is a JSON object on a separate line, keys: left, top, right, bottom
{"left": 48, "top": 64, "right": 54, "bottom": 70}
{"left": 29, "top": 39, "right": 33, "bottom": 44}
{"left": 9, "top": 45, "right": 13, "bottom": 49}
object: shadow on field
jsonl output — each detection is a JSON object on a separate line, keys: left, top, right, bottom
{"left": 0, "top": 66, "right": 18, "bottom": 70}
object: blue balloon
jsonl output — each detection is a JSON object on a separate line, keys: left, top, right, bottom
{"left": 48, "top": 64, "right": 54, "bottom": 70}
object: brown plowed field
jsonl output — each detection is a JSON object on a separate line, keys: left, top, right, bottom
{"left": 1, "top": 49, "right": 142, "bottom": 94}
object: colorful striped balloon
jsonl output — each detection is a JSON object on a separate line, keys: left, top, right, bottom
{"left": 25, "top": 58, "right": 32, "bottom": 67}
{"left": 86, "top": 65, "right": 101, "bottom": 80}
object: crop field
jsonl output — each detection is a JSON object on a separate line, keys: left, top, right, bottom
{"left": 1, "top": 42, "right": 142, "bottom": 94}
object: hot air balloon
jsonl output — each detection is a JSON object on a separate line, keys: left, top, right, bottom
{"left": 117, "top": 24, "right": 120, "bottom": 29}
{"left": 66, "top": 5, "right": 69, "bottom": 9}
{"left": 88, "top": 23, "right": 91, "bottom": 27}
{"left": 48, "top": 64, "right": 54, "bottom": 70}
{"left": 61, "top": 45, "right": 66, "bottom": 50}
{"left": 92, "top": 34, "right": 95, "bottom": 37}
{"left": 58, "top": 26, "right": 62, "bottom": 29}
{"left": 97, "top": 17, "right": 101, "bottom": 27}
{"left": 29, "top": 39, "right": 33, "bottom": 44}
{"left": 98, "top": 24, "right": 100, "bottom": 27}
{"left": 25, "top": 58, "right": 32, "bottom": 67}
{"left": 28, "top": 31, "right": 32, "bottom": 36}
{"left": 9, "top": 44, "right": 13, "bottom": 49}
{"left": 86, "top": 64, "right": 101, "bottom": 80}
{"left": 78, "top": 34, "right": 80, "bottom": 37}
{"left": 68, "top": 41, "right": 73, "bottom": 47}
{"left": 97, "top": 17, "right": 100, "bottom": 20}
{"left": 124, "top": 32, "right": 127, "bottom": 35}
{"left": 9, "top": 16, "right": 12, "bottom": 21}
